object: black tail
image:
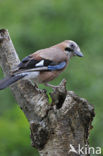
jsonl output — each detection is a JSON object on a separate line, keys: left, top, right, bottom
{"left": 0, "top": 74, "right": 26, "bottom": 90}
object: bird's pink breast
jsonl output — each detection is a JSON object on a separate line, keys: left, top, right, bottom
{"left": 37, "top": 70, "right": 63, "bottom": 83}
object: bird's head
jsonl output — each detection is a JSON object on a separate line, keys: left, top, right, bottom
{"left": 63, "top": 40, "right": 83, "bottom": 58}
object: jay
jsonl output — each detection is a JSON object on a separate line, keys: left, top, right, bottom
{"left": 0, "top": 40, "right": 83, "bottom": 90}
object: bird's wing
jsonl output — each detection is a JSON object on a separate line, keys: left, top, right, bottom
{"left": 31, "top": 47, "right": 67, "bottom": 63}
{"left": 17, "top": 55, "right": 54, "bottom": 69}
{"left": 16, "top": 47, "right": 67, "bottom": 72}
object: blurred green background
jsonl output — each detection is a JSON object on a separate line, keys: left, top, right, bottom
{"left": 0, "top": 0, "right": 103, "bottom": 155}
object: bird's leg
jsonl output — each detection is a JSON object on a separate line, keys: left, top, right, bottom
{"left": 32, "top": 81, "right": 46, "bottom": 93}
{"left": 29, "top": 79, "right": 38, "bottom": 88}
{"left": 33, "top": 82, "right": 43, "bottom": 93}
{"left": 44, "top": 83, "right": 59, "bottom": 90}
{"left": 34, "top": 82, "right": 38, "bottom": 88}
{"left": 28, "top": 79, "right": 43, "bottom": 93}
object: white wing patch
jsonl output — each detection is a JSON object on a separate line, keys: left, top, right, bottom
{"left": 35, "top": 60, "right": 44, "bottom": 67}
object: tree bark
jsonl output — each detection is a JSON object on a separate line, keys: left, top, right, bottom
{"left": 0, "top": 29, "right": 95, "bottom": 156}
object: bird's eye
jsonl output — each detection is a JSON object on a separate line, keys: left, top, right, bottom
{"left": 70, "top": 44, "right": 75, "bottom": 48}
{"left": 65, "top": 47, "right": 73, "bottom": 52}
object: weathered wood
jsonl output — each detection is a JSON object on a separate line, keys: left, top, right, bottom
{"left": 0, "top": 29, "right": 95, "bottom": 156}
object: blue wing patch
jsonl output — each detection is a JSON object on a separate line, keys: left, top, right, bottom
{"left": 48, "top": 61, "right": 66, "bottom": 71}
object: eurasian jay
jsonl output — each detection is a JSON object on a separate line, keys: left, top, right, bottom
{"left": 0, "top": 40, "right": 83, "bottom": 90}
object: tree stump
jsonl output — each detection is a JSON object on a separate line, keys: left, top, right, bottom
{"left": 0, "top": 29, "right": 95, "bottom": 156}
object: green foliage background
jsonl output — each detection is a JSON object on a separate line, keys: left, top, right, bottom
{"left": 0, "top": 0, "right": 103, "bottom": 155}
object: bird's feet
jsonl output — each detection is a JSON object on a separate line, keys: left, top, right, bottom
{"left": 34, "top": 83, "right": 46, "bottom": 93}
{"left": 44, "top": 83, "right": 59, "bottom": 91}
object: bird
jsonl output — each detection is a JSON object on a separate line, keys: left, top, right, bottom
{"left": 0, "top": 40, "right": 83, "bottom": 90}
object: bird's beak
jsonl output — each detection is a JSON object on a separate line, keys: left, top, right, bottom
{"left": 74, "top": 50, "right": 83, "bottom": 57}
